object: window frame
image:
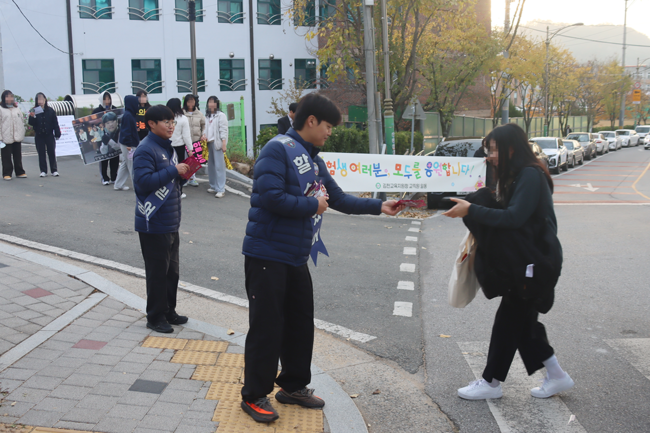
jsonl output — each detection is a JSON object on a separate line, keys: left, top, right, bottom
{"left": 219, "top": 59, "right": 247, "bottom": 92}
{"left": 81, "top": 59, "right": 116, "bottom": 94}
{"left": 258, "top": 59, "right": 283, "bottom": 90}
{"left": 174, "top": 0, "right": 205, "bottom": 22}
{"left": 131, "top": 59, "right": 164, "bottom": 94}
{"left": 257, "top": 0, "right": 281, "bottom": 25}
{"left": 128, "top": 0, "right": 161, "bottom": 21}
{"left": 177, "top": 59, "right": 206, "bottom": 93}
{"left": 79, "top": 0, "right": 113, "bottom": 19}
{"left": 294, "top": 58, "right": 317, "bottom": 89}
{"left": 218, "top": 0, "right": 244, "bottom": 23}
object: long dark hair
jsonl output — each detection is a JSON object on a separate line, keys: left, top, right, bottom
{"left": 1, "top": 90, "right": 14, "bottom": 108}
{"left": 183, "top": 94, "right": 198, "bottom": 112}
{"left": 486, "top": 123, "right": 553, "bottom": 202}
{"left": 34, "top": 92, "right": 49, "bottom": 110}
{"left": 136, "top": 90, "right": 151, "bottom": 109}
{"left": 205, "top": 95, "right": 220, "bottom": 116}
{"left": 166, "top": 98, "right": 184, "bottom": 117}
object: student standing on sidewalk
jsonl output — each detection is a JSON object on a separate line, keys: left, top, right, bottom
{"left": 182, "top": 94, "right": 203, "bottom": 188}
{"left": 133, "top": 105, "right": 190, "bottom": 334}
{"left": 0, "top": 90, "right": 26, "bottom": 181}
{"left": 203, "top": 96, "right": 228, "bottom": 198}
{"left": 443, "top": 123, "right": 574, "bottom": 401}
{"left": 240, "top": 93, "right": 404, "bottom": 423}
{"left": 93, "top": 92, "right": 118, "bottom": 185}
{"left": 166, "top": 98, "right": 193, "bottom": 199}
{"left": 135, "top": 90, "right": 151, "bottom": 141}
{"left": 28, "top": 92, "right": 61, "bottom": 178}
{"left": 114, "top": 95, "right": 140, "bottom": 191}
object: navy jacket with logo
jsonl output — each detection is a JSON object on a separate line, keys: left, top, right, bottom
{"left": 242, "top": 128, "right": 382, "bottom": 267}
{"left": 133, "top": 131, "right": 181, "bottom": 234}
{"left": 119, "top": 95, "right": 141, "bottom": 148}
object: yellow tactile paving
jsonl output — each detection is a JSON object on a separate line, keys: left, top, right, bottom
{"left": 192, "top": 365, "right": 244, "bottom": 383}
{"left": 213, "top": 400, "right": 275, "bottom": 431}
{"left": 171, "top": 350, "right": 218, "bottom": 365}
{"left": 212, "top": 399, "right": 323, "bottom": 433}
{"left": 216, "top": 352, "right": 246, "bottom": 368}
{"left": 206, "top": 381, "right": 243, "bottom": 400}
{"left": 271, "top": 399, "right": 324, "bottom": 433}
{"left": 184, "top": 339, "right": 229, "bottom": 352}
{"left": 142, "top": 336, "right": 188, "bottom": 350}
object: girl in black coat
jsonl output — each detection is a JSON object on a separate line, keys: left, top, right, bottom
{"left": 443, "top": 123, "right": 574, "bottom": 401}
{"left": 28, "top": 93, "right": 61, "bottom": 177}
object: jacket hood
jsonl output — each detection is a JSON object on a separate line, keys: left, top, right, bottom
{"left": 99, "top": 92, "right": 112, "bottom": 107}
{"left": 124, "top": 95, "right": 138, "bottom": 116}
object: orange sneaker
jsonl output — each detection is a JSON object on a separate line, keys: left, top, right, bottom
{"left": 241, "top": 397, "right": 279, "bottom": 423}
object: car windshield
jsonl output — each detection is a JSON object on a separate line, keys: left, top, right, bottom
{"left": 564, "top": 142, "right": 574, "bottom": 150}
{"left": 532, "top": 139, "right": 557, "bottom": 149}
{"left": 566, "top": 134, "right": 589, "bottom": 142}
{"left": 616, "top": 131, "right": 630, "bottom": 136}
{"left": 434, "top": 139, "right": 483, "bottom": 157}
{"left": 602, "top": 132, "right": 615, "bottom": 138}
{"left": 636, "top": 127, "right": 650, "bottom": 133}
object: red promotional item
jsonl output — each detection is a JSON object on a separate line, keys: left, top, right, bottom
{"left": 180, "top": 156, "right": 202, "bottom": 180}
{"left": 395, "top": 199, "right": 427, "bottom": 209}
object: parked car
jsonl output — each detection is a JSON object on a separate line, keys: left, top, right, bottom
{"left": 591, "top": 133, "right": 609, "bottom": 154}
{"left": 529, "top": 137, "right": 569, "bottom": 174}
{"left": 644, "top": 134, "right": 650, "bottom": 149}
{"left": 600, "top": 131, "right": 623, "bottom": 151}
{"left": 426, "top": 137, "right": 484, "bottom": 209}
{"left": 635, "top": 125, "right": 650, "bottom": 141}
{"left": 616, "top": 129, "right": 640, "bottom": 147}
{"left": 566, "top": 132, "right": 596, "bottom": 159}
{"left": 530, "top": 141, "right": 550, "bottom": 169}
{"left": 563, "top": 139, "right": 584, "bottom": 167}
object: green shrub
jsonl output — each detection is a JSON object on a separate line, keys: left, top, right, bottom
{"left": 322, "top": 125, "right": 369, "bottom": 153}
{"left": 395, "top": 131, "right": 424, "bottom": 154}
{"left": 254, "top": 126, "right": 278, "bottom": 157}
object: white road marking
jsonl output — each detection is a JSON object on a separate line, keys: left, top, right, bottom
{"left": 405, "top": 236, "right": 418, "bottom": 242}
{"left": 403, "top": 247, "right": 417, "bottom": 255}
{"left": 408, "top": 227, "right": 420, "bottom": 233}
{"left": 605, "top": 338, "right": 650, "bottom": 381}
{"left": 313, "top": 319, "right": 376, "bottom": 343}
{"left": 400, "top": 263, "right": 416, "bottom": 272}
{"left": 224, "top": 185, "right": 251, "bottom": 198}
{"left": 397, "top": 281, "right": 415, "bottom": 291}
{"left": 393, "top": 302, "right": 413, "bottom": 317}
{"left": 411, "top": 221, "right": 422, "bottom": 225}
{"left": 458, "top": 341, "right": 586, "bottom": 433}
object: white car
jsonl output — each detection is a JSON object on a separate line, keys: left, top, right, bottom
{"left": 644, "top": 134, "right": 650, "bottom": 149}
{"left": 616, "top": 129, "right": 640, "bottom": 147}
{"left": 635, "top": 125, "right": 650, "bottom": 142}
{"left": 530, "top": 137, "right": 569, "bottom": 174}
{"left": 592, "top": 133, "right": 609, "bottom": 154}
{"left": 601, "top": 131, "right": 623, "bottom": 151}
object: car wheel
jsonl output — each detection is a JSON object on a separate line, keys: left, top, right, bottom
{"left": 562, "top": 161, "right": 568, "bottom": 171}
{"left": 578, "top": 155, "right": 584, "bottom": 165}
{"left": 569, "top": 157, "right": 575, "bottom": 168}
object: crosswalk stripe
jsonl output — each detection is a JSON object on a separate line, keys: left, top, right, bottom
{"left": 393, "top": 301, "right": 412, "bottom": 317}
{"left": 400, "top": 263, "right": 415, "bottom": 272}
{"left": 411, "top": 221, "right": 422, "bottom": 225}
{"left": 458, "top": 341, "right": 587, "bottom": 433}
{"left": 405, "top": 236, "right": 418, "bottom": 242}
{"left": 397, "top": 281, "right": 414, "bottom": 291}
{"left": 605, "top": 338, "right": 650, "bottom": 381}
{"left": 403, "top": 247, "right": 416, "bottom": 255}
{"left": 408, "top": 227, "right": 420, "bottom": 233}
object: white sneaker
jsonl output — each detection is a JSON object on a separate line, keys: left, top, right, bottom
{"left": 109, "top": 180, "right": 115, "bottom": 184}
{"left": 114, "top": 186, "right": 130, "bottom": 191}
{"left": 181, "top": 193, "right": 187, "bottom": 199}
{"left": 40, "top": 172, "right": 46, "bottom": 177}
{"left": 458, "top": 379, "right": 502, "bottom": 400}
{"left": 531, "top": 374, "right": 574, "bottom": 398}
{"left": 207, "top": 188, "right": 217, "bottom": 193}
{"left": 52, "top": 172, "right": 59, "bottom": 177}
{"left": 102, "top": 180, "right": 110, "bottom": 186}
{"left": 215, "top": 192, "right": 225, "bottom": 198}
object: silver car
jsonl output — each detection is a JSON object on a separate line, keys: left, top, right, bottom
{"left": 601, "top": 131, "right": 623, "bottom": 151}
{"left": 616, "top": 129, "right": 640, "bottom": 147}
{"left": 563, "top": 139, "right": 584, "bottom": 167}
{"left": 591, "top": 133, "right": 609, "bottom": 154}
{"left": 635, "top": 125, "right": 650, "bottom": 142}
{"left": 530, "top": 137, "right": 569, "bottom": 174}
{"left": 644, "top": 134, "right": 650, "bottom": 150}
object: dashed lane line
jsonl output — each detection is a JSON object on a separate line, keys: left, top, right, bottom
{"left": 403, "top": 247, "right": 417, "bottom": 255}
{"left": 408, "top": 227, "right": 420, "bottom": 233}
{"left": 392, "top": 301, "right": 413, "bottom": 317}
{"left": 405, "top": 236, "right": 418, "bottom": 242}
{"left": 400, "top": 263, "right": 416, "bottom": 272}
{"left": 397, "top": 281, "right": 415, "bottom": 291}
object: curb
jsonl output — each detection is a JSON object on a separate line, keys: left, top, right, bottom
{"left": 0, "top": 240, "right": 369, "bottom": 433}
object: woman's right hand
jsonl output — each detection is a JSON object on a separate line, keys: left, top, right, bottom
{"left": 29, "top": 112, "right": 35, "bottom": 117}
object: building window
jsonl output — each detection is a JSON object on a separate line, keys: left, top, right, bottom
{"left": 295, "top": 59, "right": 317, "bottom": 89}
{"left": 128, "top": 0, "right": 160, "bottom": 20}
{"left": 219, "top": 59, "right": 246, "bottom": 91}
{"left": 131, "top": 59, "right": 163, "bottom": 94}
{"left": 177, "top": 59, "right": 206, "bottom": 93}
{"left": 82, "top": 59, "right": 116, "bottom": 94}
{"left": 175, "top": 0, "right": 204, "bottom": 22}
{"left": 319, "top": 62, "right": 329, "bottom": 89}
{"left": 320, "top": 0, "right": 335, "bottom": 20}
{"left": 79, "top": 0, "right": 112, "bottom": 19}
{"left": 257, "top": 0, "right": 280, "bottom": 25}
{"left": 218, "top": 0, "right": 244, "bottom": 24}
{"left": 259, "top": 59, "right": 282, "bottom": 90}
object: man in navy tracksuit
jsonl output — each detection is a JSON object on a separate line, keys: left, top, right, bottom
{"left": 133, "top": 105, "right": 190, "bottom": 333}
{"left": 240, "top": 93, "right": 404, "bottom": 423}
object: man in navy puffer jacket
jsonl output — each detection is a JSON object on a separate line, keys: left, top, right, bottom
{"left": 240, "top": 93, "right": 404, "bottom": 423}
{"left": 133, "top": 105, "right": 190, "bottom": 334}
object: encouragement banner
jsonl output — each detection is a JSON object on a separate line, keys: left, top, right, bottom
{"left": 319, "top": 153, "right": 486, "bottom": 193}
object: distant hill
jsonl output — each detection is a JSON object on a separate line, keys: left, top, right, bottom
{"left": 518, "top": 21, "right": 650, "bottom": 66}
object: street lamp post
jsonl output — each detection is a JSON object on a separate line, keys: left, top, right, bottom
{"left": 544, "top": 23, "right": 583, "bottom": 137}
{"left": 189, "top": 0, "right": 198, "bottom": 95}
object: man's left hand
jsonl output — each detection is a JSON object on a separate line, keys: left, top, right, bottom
{"left": 442, "top": 198, "right": 471, "bottom": 218}
{"left": 382, "top": 200, "right": 405, "bottom": 216}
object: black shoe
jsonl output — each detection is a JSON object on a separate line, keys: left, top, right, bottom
{"left": 241, "top": 398, "right": 279, "bottom": 423}
{"left": 166, "top": 314, "right": 188, "bottom": 325}
{"left": 146, "top": 320, "right": 173, "bottom": 333}
{"left": 275, "top": 387, "right": 325, "bottom": 408}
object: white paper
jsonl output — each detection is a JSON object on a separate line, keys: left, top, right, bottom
{"left": 525, "top": 264, "right": 534, "bottom": 278}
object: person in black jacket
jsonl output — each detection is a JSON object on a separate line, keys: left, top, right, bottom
{"left": 443, "top": 123, "right": 574, "bottom": 401}
{"left": 28, "top": 93, "right": 61, "bottom": 177}
{"left": 92, "top": 92, "right": 118, "bottom": 185}
{"left": 277, "top": 102, "right": 297, "bottom": 135}
{"left": 135, "top": 90, "right": 151, "bottom": 141}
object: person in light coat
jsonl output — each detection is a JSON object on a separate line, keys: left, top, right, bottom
{"left": 182, "top": 94, "right": 203, "bottom": 187}
{"left": 203, "top": 96, "right": 228, "bottom": 198}
{"left": 0, "top": 90, "right": 26, "bottom": 180}
{"left": 167, "top": 98, "right": 194, "bottom": 199}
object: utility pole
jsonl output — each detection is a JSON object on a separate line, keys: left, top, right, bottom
{"left": 363, "top": 0, "right": 378, "bottom": 154}
{"left": 65, "top": 0, "right": 75, "bottom": 94}
{"left": 501, "top": 0, "right": 511, "bottom": 125}
{"left": 619, "top": 0, "right": 628, "bottom": 127}
{"left": 189, "top": 0, "right": 198, "bottom": 95}
{"left": 381, "top": 0, "right": 394, "bottom": 154}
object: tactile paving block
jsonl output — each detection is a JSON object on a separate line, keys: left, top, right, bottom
{"left": 185, "top": 339, "right": 229, "bottom": 352}
{"left": 142, "top": 336, "right": 188, "bottom": 350}
{"left": 216, "top": 352, "right": 246, "bottom": 368}
{"left": 206, "top": 382, "right": 243, "bottom": 401}
{"left": 271, "top": 399, "right": 324, "bottom": 433}
{"left": 32, "top": 428, "right": 94, "bottom": 433}
{"left": 192, "top": 365, "right": 243, "bottom": 383}
{"left": 171, "top": 350, "right": 218, "bottom": 365}
{"left": 217, "top": 424, "right": 275, "bottom": 433}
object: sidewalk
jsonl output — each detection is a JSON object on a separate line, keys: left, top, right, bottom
{"left": 0, "top": 245, "right": 344, "bottom": 433}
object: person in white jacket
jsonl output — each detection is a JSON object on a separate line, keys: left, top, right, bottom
{"left": 167, "top": 98, "right": 195, "bottom": 198}
{"left": 0, "top": 90, "right": 27, "bottom": 180}
{"left": 203, "top": 96, "right": 228, "bottom": 198}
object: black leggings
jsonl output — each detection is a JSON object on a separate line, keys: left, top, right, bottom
{"left": 35, "top": 135, "right": 57, "bottom": 174}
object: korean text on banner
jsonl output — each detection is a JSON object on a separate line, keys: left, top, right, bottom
{"left": 319, "top": 152, "right": 486, "bottom": 192}
{"left": 55, "top": 115, "right": 80, "bottom": 157}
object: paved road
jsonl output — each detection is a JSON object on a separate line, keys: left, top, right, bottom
{"left": 0, "top": 148, "right": 423, "bottom": 373}
{"left": 421, "top": 145, "right": 650, "bottom": 432}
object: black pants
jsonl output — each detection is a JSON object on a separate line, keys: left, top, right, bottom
{"left": 241, "top": 256, "right": 315, "bottom": 401}
{"left": 1, "top": 142, "right": 25, "bottom": 177}
{"left": 35, "top": 135, "right": 57, "bottom": 174}
{"left": 100, "top": 156, "right": 119, "bottom": 182}
{"left": 482, "top": 296, "right": 555, "bottom": 382}
{"left": 138, "top": 232, "right": 180, "bottom": 324}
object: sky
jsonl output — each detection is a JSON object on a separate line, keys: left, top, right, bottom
{"left": 491, "top": 0, "right": 650, "bottom": 39}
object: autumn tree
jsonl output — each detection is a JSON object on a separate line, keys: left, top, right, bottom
{"left": 544, "top": 45, "right": 578, "bottom": 134}
{"left": 574, "top": 61, "right": 606, "bottom": 131}
{"left": 597, "top": 60, "right": 632, "bottom": 128}
{"left": 512, "top": 38, "right": 545, "bottom": 134}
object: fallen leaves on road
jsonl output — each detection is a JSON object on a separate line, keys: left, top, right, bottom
{"left": 439, "top": 334, "right": 451, "bottom": 338}
{"left": 189, "top": 241, "right": 193, "bottom": 244}
{"left": 349, "top": 393, "right": 359, "bottom": 398}
{"left": 211, "top": 277, "right": 219, "bottom": 281}
{"left": 372, "top": 389, "right": 381, "bottom": 395}
{"left": 227, "top": 329, "right": 235, "bottom": 335}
